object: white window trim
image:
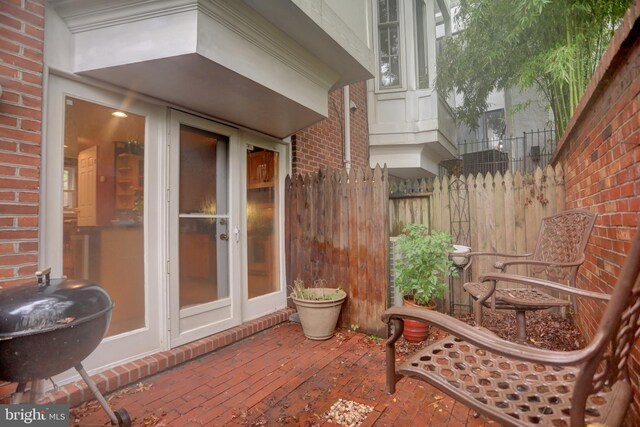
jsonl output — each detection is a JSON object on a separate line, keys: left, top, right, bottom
{"left": 372, "top": 0, "right": 407, "bottom": 93}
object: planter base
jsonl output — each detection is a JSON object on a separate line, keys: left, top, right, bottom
{"left": 291, "top": 288, "right": 346, "bottom": 340}
{"left": 403, "top": 319, "right": 430, "bottom": 343}
{"left": 401, "top": 295, "right": 436, "bottom": 343}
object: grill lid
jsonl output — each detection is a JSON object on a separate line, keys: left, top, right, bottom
{"left": 0, "top": 269, "right": 113, "bottom": 339}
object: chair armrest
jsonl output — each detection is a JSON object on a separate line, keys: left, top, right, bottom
{"left": 478, "top": 272, "right": 611, "bottom": 301}
{"left": 464, "top": 251, "right": 532, "bottom": 259}
{"left": 382, "top": 306, "right": 593, "bottom": 365}
{"left": 496, "top": 255, "right": 585, "bottom": 272}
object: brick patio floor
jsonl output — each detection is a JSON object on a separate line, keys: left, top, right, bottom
{"left": 72, "top": 322, "right": 495, "bottom": 426}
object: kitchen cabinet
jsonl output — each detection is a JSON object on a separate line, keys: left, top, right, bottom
{"left": 115, "top": 153, "right": 143, "bottom": 211}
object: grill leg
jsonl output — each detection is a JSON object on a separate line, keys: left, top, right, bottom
{"left": 29, "top": 379, "right": 45, "bottom": 403}
{"left": 11, "top": 382, "right": 27, "bottom": 404}
{"left": 75, "top": 363, "right": 119, "bottom": 426}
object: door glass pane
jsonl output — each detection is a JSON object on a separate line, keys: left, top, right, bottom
{"left": 178, "top": 125, "right": 229, "bottom": 308}
{"left": 247, "top": 147, "right": 279, "bottom": 298}
{"left": 179, "top": 218, "right": 228, "bottom": 307}
{"left": 63, "top": 97, "right": 145, "bottom": 337}
{"left": 179, "top": 125, "right": 228, "bottom": 215}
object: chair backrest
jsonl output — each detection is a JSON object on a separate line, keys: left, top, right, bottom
{"left": 531, "top": 208, "right": 597, "bottom": 284}
{"left": 571, "top": 225, "right": 640, "bottom": 423}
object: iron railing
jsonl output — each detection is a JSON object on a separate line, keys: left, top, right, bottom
{"left": 440, "top": 128, "right": 557, "bottom": 178}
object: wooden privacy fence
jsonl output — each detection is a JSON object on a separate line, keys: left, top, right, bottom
{"left": 285, "top": 166, "right": 390, "bottom": 337}
{"left": 390, "top": 164, "right": 567, "bottom": 310}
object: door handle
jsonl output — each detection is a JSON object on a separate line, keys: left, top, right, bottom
{"left": 220, "top": 233, "right": 229, "bottom": 241}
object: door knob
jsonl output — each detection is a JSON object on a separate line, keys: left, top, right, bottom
{"left": 220, "top": 233, "right": 229, "bottom": 241}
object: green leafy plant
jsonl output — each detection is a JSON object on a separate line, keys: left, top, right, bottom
{"left": 395, "top": 224, "right": 456, "bottom": 306}
{"left": 290, "top": 279, "right": 343, "bottom": 301}
{"left": 350, "top": 324, "right": 360, "bottom": 333}
{"left": 436, "top": 0, "right": 630, "bottom": 137}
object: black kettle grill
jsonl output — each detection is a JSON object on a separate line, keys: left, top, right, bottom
{"left": 0, "top": 268, "right": 130, "bottom": 426}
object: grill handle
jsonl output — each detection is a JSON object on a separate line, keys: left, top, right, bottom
{"left": 36, "top": 267, "right": 52, "bottom": 288}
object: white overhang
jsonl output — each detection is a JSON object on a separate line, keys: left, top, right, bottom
{"left": 370, "top": 136, "right": 457, "bottom": 179}
{"left": 48, "top": 0, "right": 374, "bottom": 138}
{"left": 241, "top": 0, "right": 374, "bottom": 89}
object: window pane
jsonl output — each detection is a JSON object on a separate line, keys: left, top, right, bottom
{"left": 179, "top": 125, "right": 228, "bottom": 215}
{"left": 389, "top": 0, "right": 398, "bottom": 22}
{"left": 380, "top": 57, "right": 391, "bottom": 87}
{"left": 378, "top": 0, "right": 388, "bottom": 23}
{"left": 416, "top": 0, "right": 428, "bottom": 88}
{"left": 390, "top": 56, "right": 400, "bottom": 86}
{"left": 485, "top": 109, "right": 506, "bottom": 141}
{"left": 179, "top": 218, "right": 228, "bottom": 307}
{"left": 63, "top": 97, "right": 145, "bottom": 337}
{"left": 247, "top": 148, "right": 279, "bottom": 298}
{"left": 390, "top": 27, "right": 399, "bottom": 55}
{"left": 379, "top": 28, "right": 389, "bottom": 56}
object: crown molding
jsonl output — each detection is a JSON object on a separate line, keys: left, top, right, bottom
{"left": 49, "top": 0, "right": 196, "bottom": 33}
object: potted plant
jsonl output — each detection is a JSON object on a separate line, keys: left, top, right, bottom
{"left": 395, "top": 224, "right": 456, "bottom": 342}
{"left": 290, "top": 279, "right": 347, "bottom": 340}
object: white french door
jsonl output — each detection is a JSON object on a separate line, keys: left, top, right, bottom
{"left": 168, "top": 110, "right": 241, "bottom": 347}
{"left": 242, "top": 138, "right": 288, "bottom": 320}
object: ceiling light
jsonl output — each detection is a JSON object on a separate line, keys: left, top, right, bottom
{"left": 112, "top": 111, "right": 127, "bottom": 118}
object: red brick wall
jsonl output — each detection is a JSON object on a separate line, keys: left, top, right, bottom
{"left": 292, "top": 82, "right": 369, "bottom": 175}
{"left": 0, "top": 0, "right": 44, "bottom": 286}
{"left": 553, "top": 3, "right": 640, "bottom": 423}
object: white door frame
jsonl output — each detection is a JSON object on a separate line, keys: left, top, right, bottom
{"left": 167, "top": 110, "right": 242, "bottom": 347}
{"left": 43, "top": 73, "right": 166, "bottom": 379}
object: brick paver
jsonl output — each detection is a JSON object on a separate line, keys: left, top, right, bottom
{"left": 72, "top": 323, "right": 495, "bottom": 426}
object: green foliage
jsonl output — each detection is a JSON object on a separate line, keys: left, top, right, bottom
{"left": 350, "top": 324, "right": 360, "bottom": 333}
{"left": 394, "top": 224, "right": 456, "bottom": 306}
{"left": 437, "top": 0, "right": 631, "bottom": 137}
{"left": 290, "top": 279, "right": 343, "bottom": 301}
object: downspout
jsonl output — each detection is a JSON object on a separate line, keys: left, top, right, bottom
{"left": 343, "top": 86, "right": 351, "bottom": 171}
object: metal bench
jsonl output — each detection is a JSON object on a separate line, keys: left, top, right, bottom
{"left": 463, "top": 208, "right": 597, "bottom": 342}
{"left": 382, "top": 225, "right": 640, "bottom": 427}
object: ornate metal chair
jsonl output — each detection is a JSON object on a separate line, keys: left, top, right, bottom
{"left": 382, "top": 225, "right": 640, "bottom": 426}
{"left": 463, "top": 208, "right": 597, "bottom": 342}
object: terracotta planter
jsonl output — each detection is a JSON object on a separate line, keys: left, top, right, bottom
{"left": 402, "top": 295, "right": 436, "bottom": 343}
{"left": 291, "top": 288, "right": 347, "bottom": 340}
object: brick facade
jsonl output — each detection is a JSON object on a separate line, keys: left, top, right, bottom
{"left": 553, "top": 3, "right": 640, "bottom": 423}
{"left": 291, "top": 81, "right": 369, "bottom": 175}
{"left": 0, "top": 0, "right": 44, "bottom": 286}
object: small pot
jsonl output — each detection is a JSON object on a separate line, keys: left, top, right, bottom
{"left": 402, "top": 295, "right": 436, "bottom": 343}
{"left": 291, "top": 288, "right": 347, "bottom": 340}
{"left": 451, "top": 245, "right": 471, "bottom": 267}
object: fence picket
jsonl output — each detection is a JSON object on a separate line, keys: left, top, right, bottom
{"left": 494, "top": 172, "right": 506, "bottom": 256}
